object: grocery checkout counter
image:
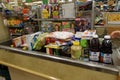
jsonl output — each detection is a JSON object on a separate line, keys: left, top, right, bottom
{"left": 0, "top": 15, "right": 120, "bottom": 80}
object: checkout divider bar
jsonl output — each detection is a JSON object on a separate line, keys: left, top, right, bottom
{"left": 0, "top": 45, "right": 119, "bottom": 75}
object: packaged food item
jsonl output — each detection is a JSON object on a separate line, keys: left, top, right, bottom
{"left": 21, "top": 35, "right": 27, "bottom": 45}
{"left": 33, "top": 33, "right": 48, "bottom": 50}
{"left": 26, "top": 32, "right": 41, "bottom": 50}
{"left": 80, "top": 39, "right": 87, "bottom": 48}
{"left": 100, "top": 35, "right": 113, "bottom": 64}
{"left": 62, "top": 21, "right": 71, "bottom": 32}
{"left": 45, "top": 43, "right": 60, "bottom": 55}
{"left": 22, "top": 7, "right": 29, "bottom": 14}
{"left": 46, "top": 48, "right": 53, "bottom": 55}
{"left": 50, "top": 31, "right": 74, "bottom": 40}
{"left": 12, "top": 37, "right": 21, "bottom": 47}
{"left": 81, "top": 30, "right": 96, "bottom": 39}
{"left": 82, "top": 39, "right": 90, "bottom": 61}
{"left": 22, "top": 6, "right": 30, "bottom": 21}
{"left": 71, "top": 41, "right": 82, "bottom": 59}
{"left": 89, "top": 35, "right": 100, "bottom": 62}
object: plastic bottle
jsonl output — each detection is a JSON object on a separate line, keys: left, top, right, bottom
{"left": 83, "top": 39, "right": 90, "bottom": 61}
{"left": 80, "top": 39, "right": 87, "bottom": 48}
{"left": 100, "top": 35, "right": 113, "bottom": 64}
{"left": 71, "top": 41, "right": 82, "bottom": 59}
{"left": 89, "top": 35, "right": 100, "bottom": 62}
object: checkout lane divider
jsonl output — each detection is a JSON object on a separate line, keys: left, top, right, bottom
{"left": 0, "top": 61, "right": 61, "bottom": 80}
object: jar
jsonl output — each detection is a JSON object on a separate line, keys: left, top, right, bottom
{"left": 71, "top": 41, "right": 82, "bottom": 59}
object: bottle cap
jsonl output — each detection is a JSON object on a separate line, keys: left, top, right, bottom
{"left": 104, "top": 35, "right": 111, "bottom": 39}
{"left": 73, "top": 41, "right": 79, "bottom": 46}
{"left": 93, "top": 35, "right": 98, "bottom": 38}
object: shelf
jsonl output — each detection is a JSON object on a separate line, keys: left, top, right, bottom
{"left": 32, "top": 18, "right": 75, "bottom": 21}
{"left": 94, "top": 24, "right": 105, "bottom": 26}
{"left": 10, "top": 33, "right": 22, "bottom": 36}
{"left": 76, "top": 10, "right": 92, "bottom": 13}
{"left": 8, "top": 26, "right": 24, "bottom": 29}
{"left": 94, "top": 25, "right": 105, "bottom": 28}
{"left": 108, "top": 22, "right": 120, "bottom": 25}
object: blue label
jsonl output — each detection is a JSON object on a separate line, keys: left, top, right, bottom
{"left": 89, "top": 51, "right": 100, "bottom": 61}
{"left": 101, "top": 52, "right": 112, "bottom": 64}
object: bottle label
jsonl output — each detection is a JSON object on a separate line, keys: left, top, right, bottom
{"left": 89, "top": 51, "right": 100, "bottom": 61}
{"left": 101, "top": 52, "right": 112, "bottom": 64}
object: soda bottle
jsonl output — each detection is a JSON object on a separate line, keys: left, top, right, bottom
{"left": 83, "top": 39, "right": 90, "bottom": 61}
{"left": 89, "top": 35, "right": 100, "bottom": 62}
{"left": 100, "top": 35, "right": 113, "bottom": 64}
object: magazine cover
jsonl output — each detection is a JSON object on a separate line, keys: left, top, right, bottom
{"left": 61, "top": 3, "right": 75, "bottom": 18}
{"left": 75, "top": 1, "right": 92, "bottom": 18}
{"left": 74, "top": 1, "right": 92, "bottom": 32}
{"left": 51, "top": 4, "right": 60, "bottom": 18}
{"left": 75, "top": 18, "right": 91, "bottom": 32}
{"left": 41, "top": 21, "right": 53, "bottom": 32}
{"left": 41, "top": 5, "right": 51, "bottom": 19}
{"left": 62, "top": 21, "right": 75, "bottom": 33}
{"left": 52, "top": 22, "right": 61, "bottom": 31}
